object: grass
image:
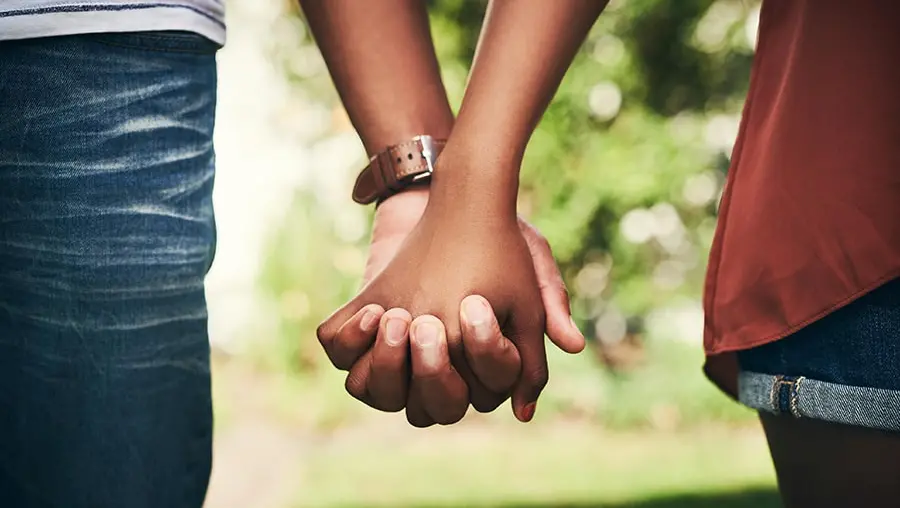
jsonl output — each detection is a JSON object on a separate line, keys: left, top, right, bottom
{"left": 292, "top": 419, "right": 778, "bottom": 507}
{"left": 231, "top": 332, "right": 757, "bottom": 432}
{"left": 587, "top": 338, "right": 755, "bottom": 428}
{"left": 211, "top": 331, "right": 774, "bottom": 508}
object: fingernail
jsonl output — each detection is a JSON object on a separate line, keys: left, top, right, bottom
{"left": 414, "top": 322, "right": 439, "bottom": 348}
{"left": 360, "top": 309, "right": 380, "bottom": 333}
{"left": 415, "top": 322, "right": 442, "bottom": 370}
{"left": 521, "top": 402, "right": 536, "bottom": 422}
{"left": 385, "top": 318, "right": 408, "bottom": 346}
{"left": 464, "top": 297, "right": 491, "bottom": 325}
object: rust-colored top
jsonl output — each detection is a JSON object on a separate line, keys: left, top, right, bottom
{"left": 703, "top": 1, "right": 900, "bottom": 396}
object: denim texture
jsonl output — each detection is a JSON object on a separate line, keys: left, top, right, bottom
{"left": 0, "top": 32, "right": 218, "bottom": 507}
{"left": 739, "top": 372, "right": 900, "bottom": 431}
{"left": 738, "top": 278, "right": 900, "bottom": 431}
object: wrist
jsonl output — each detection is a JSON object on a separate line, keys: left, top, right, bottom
{"left": 427, "top": 139, "right": 521, "bottom": 218}
{"left": 450, "top": 105, "right": 530, "bottom": 163}
{"left": 373, "top": 185, "right": 430, "bottom": 236}
{"left": 353, "top": 134, "right": 446, "bottom": 205}
{"left": 358, "top": 104, "right": 454, "bottom": 157}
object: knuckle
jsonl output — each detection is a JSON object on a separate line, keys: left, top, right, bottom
{"left": 469, "top": 344, "right": 516, "bottom": 384}
{"left": 526, "top": 364, "right": 549, "bottom": 391}
{"left": 406, "top": 412, "right": 434, "bottom": 428}
{"left": 469, "top": 385, "right": 506, "bottom": 412}
{"left": 471, "top": 396, "right": 504, "bottom": 413}
{"left": 367, "top": 395, "right": 405, "bottom": 413}
{"left": 316, "top": 321, "right": 334, "bottom": 342}
{"left": 379, "top": 399, "right": 406, "bottom": 413}
{"left": 435, "top": 414, "right": 465, "bottom": 426}
{"left": 492, "top": 334, "right": 514, "bottom": 355}
{"left": 316, "top": 322, "right": 332, "bottom": 346}
{"left": 344, "top": 372, "right": 367, "bottom": 401}
{"left": 434, "top": 405, "right": 468, "bottom": 425}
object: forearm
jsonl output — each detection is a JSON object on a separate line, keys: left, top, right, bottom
{"left": 301, "top": 0, "right": 453, "bottom": 155}
{"left": 434, "top": 1, "right": 607, "bottom": 211}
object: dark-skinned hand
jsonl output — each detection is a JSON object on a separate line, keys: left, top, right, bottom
{"left": 317, "top": 186, "right": 584, "bottom": 427}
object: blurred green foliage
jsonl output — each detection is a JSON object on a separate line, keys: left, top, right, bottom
{"left": 426, "top": 0, "right": 756, "bottom": 334}
{"left": 257, "top": 0, "right": 760, "bottom": 428}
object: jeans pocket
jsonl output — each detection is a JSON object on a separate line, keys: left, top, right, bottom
{"left": 89, "top": 30, "right": 221, "bottom": 55}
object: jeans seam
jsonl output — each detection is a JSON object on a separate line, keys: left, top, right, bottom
{"left": 87, "top": 40, "right": 217, "bottom": 55}
{"left": 790, "top": 376, "right": 804, "bottom": 418}
{"left": 769, "top": 375, "right": 778, "bottom": 412}
{"left": 86, "top": 33, "right": 219, "bottom": 55}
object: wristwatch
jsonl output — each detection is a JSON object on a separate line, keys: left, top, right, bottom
{"left": 352, "top": 135, "right": 446, "bottom": 205}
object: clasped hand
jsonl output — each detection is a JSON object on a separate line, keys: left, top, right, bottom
{"left": 316, "top": 186, "right": 583, "bottom": 427}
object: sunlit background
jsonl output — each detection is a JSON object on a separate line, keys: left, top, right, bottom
{"left": 202, "top": 1, "right": 779, "bottom": 507}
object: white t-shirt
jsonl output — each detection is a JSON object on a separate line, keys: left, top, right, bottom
{"left": 0, "top": 0, "right": 225, "bottom": 45}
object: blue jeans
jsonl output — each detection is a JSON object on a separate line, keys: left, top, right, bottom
{"left": 738, "top": 277, "right": 900, "bottom": 432}
{"left": 0, "top": 32, "right": 218, "bottom": 507}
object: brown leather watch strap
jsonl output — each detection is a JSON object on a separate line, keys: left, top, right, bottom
{"left": 352, "top": 135, "right": 445, "bottom": 205}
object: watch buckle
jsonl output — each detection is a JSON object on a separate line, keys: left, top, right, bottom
{"left": 411, "top": 135, "right": 437, "bottom": 181}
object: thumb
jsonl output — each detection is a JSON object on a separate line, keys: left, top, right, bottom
{"left": 520, "top": 221, "right": 585, "bottom": 354}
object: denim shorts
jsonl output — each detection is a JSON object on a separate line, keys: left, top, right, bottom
{"left": 0, "top": 32, "right": 219, "bottom": 507}
{"left": 737, "top": 277, "right": 900, "bottom": 432}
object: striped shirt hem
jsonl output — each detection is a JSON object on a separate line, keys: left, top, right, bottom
{"left": 0, "top": 2, "right": 225, "bottom": 44}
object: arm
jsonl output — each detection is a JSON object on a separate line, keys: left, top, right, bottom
{"left": 301, "top": 0, "right": 453, "bottom": 155}
{"left": 392, "top": 0, "right": 607, "bottom": 418}
{"left": 310, "top": 1, "right": 595, "bottom": 426}
{"left": 303, "top": 0, "right": 518, "bottom": 426}
{"left": 432, "top": 0, "right": 609, "bottom": 213}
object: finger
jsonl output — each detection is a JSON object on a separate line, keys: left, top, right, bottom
{"left": 316, "top": 295, "right": 371, "bottom": 363}
{"left": 460, "top": 295, "right": 521, "bottom": 394}
{"left": 405, "top": 384, "right": 436, "bottom": 428}
{"left": 410, "top": 316, "right": 469, "bottom": 425}
{"left": 440, "top": 319, "right": 503, "bottom": 414}
{"left": 367, "top": 308, "right": 412, "bottom": 412}
{"left": 322, "top": 304, "right": 383, "bottom": 370}
{"left": 521, "top": 222, "right": 585, "bottom": 354}
{"left": 508, "top": 314, "right": 549, "bottom": 423}
{"left": 344, "top": 349, "right": 372, "bottom": 404}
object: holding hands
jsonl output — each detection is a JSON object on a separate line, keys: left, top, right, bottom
{"left": 317, "top": 181, "right": 585, "bottom": 426}
{"left": 304, "top": 0, "right": 607, "bottom": 427}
